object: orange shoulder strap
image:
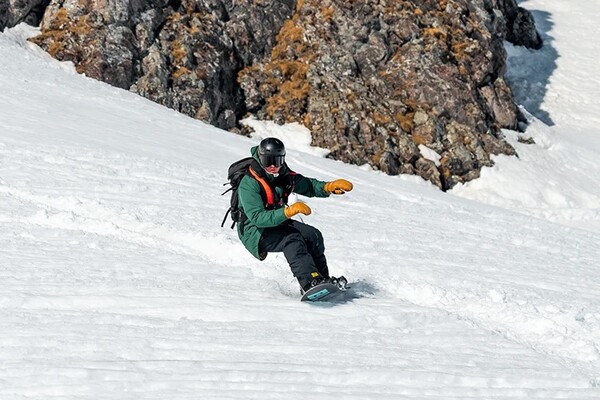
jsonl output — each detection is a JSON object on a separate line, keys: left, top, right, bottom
{"left": 249, "top": 166, "right": 274, "bottom": 206}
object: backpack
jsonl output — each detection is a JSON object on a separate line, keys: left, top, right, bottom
{"left": 221, "top": 157, "right": 296, "bottom": 230}
{"left": 221, "top": 157, "right": 254, "bottom": 229}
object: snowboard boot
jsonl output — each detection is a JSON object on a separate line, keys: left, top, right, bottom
{"left": 300, "top": 272, "right": 326, "bottom": 294}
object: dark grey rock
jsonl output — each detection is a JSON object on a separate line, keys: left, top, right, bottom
{"left": 0, "top": 1, "right": 8, "bottom": 31}
{"left": 5, "top": 0, "right": 49, "bottom": 28}
{"left": 494, "top": 0, "right": 542, "bottom": 49}
{"left": 509, "top": 7, "right": 542, "bottom": 49}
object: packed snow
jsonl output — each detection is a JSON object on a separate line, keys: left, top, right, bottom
{"left": 1, "top": 1, "right": 600, "bottom": 398}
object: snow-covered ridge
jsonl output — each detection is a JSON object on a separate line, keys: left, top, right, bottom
{"left": 2, "top": 2, "right": 600, "bottom": 396}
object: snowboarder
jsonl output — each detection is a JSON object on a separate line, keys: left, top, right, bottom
{"left": 236, "top": 137, "right": 353, "bottom": 293}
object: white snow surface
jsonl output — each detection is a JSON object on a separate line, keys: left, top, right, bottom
{"left": 1, "top": 2, "right": 600, "bottom": 398}
{"left": 241, "top": 117, "right": 330, "bottom": 158}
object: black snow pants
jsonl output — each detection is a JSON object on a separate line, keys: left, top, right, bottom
{"left": 258, "top": 220, "right": 329, "bottom": 288}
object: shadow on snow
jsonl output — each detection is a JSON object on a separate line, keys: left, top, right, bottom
{"left": 506, "top": 9, "right": 558, "bottom": 126}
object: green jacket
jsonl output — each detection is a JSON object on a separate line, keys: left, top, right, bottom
{"left": 237, "top": 146, "right": 330, "bottom": 259}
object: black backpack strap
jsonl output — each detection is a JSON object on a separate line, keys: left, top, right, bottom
{"left": 221, "top": 207, "right": 232, "bottom": 228}
{"left": 221, "top": 186, "right": 233, "bottom": 196}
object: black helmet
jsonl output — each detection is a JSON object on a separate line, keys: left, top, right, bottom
{"left": 258, "top": 137, "right": 286, "bottom": 167}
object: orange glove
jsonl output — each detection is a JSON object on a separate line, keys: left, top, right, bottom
{"left": 284, "top": 202, "right": 312, "bottom": 219}
{"left": 324, "top": 179, "right": 353, "bottom": 195}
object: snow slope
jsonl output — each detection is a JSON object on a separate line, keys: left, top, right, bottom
{"left": 1, "top": 8, "right": 600, "bottom": 399}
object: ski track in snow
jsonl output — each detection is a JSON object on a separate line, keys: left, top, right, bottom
{"left": 2, "top": 12, "right": 600, "bottom": 399}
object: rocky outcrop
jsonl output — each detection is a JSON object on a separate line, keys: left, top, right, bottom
{"left": 13, "top": 0, "right": 541, "bottom": 190}
{"left": 133, "top": 0, "right": 297, "bottom": 127}
{"left": 240, "top": 0, "right": 527, "bottom": 189}
{"left": 28, "top": 0, "right": 295, "bottom": 130}
{"left": 28, "top": 2, "right": 140, "bottom": 89}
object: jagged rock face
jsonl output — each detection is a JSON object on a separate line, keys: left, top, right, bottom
{"left": 30, "top": 0, "right": 295, "bottom": 128}
{"left": 28, "top": 0, "right": 149, "bottom": 88}
{"left": 132, "top": 0, "right": 297, "bottom": 127}
{"left": 240, "top": 0, "right": 525, "bottom": 189}
{"left": 21, "top": 0, "right": 540, "bottom": 190}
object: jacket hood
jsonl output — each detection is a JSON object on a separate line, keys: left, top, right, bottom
{"left": 250, "top": 145, "right": 260, "bottom": 162}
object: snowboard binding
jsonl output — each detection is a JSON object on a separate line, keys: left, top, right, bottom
{"left": 328, "top": 276, "right": 349, "bottom": 290}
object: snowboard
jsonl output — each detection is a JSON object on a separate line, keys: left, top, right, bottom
{"left": 300, "top": 277, "right": 350, "bottom": 302}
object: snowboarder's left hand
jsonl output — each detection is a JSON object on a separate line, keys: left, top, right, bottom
{"left": 324, "top": 179, "right": 353, "bottom": 195}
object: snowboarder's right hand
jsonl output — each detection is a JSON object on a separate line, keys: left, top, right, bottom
{"left": 284, "top": 202, "right": 312, "bottom": 219}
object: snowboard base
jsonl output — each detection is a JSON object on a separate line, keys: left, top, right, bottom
{"left": 300, "top": 282, "right": 348, "bottom": 302}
